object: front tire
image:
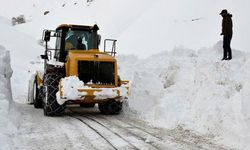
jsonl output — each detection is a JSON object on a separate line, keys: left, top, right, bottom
{"left": 98, "top": 100, "right": 123, "bottom": 115}
{"left": 42, "top": 73, "right": 66, "bottom": 116}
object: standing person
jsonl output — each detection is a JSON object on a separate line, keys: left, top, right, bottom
{"left": 220, "top": 9, "right": 233, "bottom": 61}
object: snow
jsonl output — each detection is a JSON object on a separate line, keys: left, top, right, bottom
{"left": 57, "top": 76, "right": 128, "bottom": 105}
{"left": 57, "top": 76, "right": 86, "bottom": 104}
{"left": 0, "top": 45, "right": 13, "bottom": 150}
{"left": 0, "top": 0, "right": 250, "bottom": 149}
{"left": 118, "top": 42, "right": 250, "bottom": 149}
{"left": 94, "top": 85, "right": 129, "bottom": 100}
{"left": 5, "top": 0, "right": 250, "bottom": 58}
{"left": 47, "top": 59, "right": 64, "bottom": 67}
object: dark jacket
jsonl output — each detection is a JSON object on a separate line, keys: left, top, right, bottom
{"left": 77, "top": 42, "right": 86, "bottom": 50}
{"left": 222, "top": 14, "right": 233, "bottom": 36}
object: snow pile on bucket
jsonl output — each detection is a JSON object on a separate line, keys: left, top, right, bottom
{"left": 118, "top": 42, "right": 250, "bottom": 149}
{"left": 57, "top": 76, "right": 128, "bottom": 105}
{"left": 56, "top": 76, "right": 87, "bottom": 104}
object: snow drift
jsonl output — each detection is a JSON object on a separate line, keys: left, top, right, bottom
{"left": 0, "top": 45, "right": 13, "bottom": 150}
{"left": 118, "top": 42, "right": 250, "bottom": 149}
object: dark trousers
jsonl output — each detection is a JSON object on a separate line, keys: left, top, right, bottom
{"left": 223, "top": 35, "right": 232, "bottom": 59}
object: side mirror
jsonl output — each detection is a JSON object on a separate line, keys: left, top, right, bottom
{"left": 43, "top": 30, "right": 51, "bottom": 42}
{"left": 41, "top": 54, "right": 48, "bottom": 60}
{"left": 98, "top": 34, "right": 101, "bottom": 46}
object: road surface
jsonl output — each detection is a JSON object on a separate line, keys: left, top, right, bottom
{"left": 9, "top": 103, "right": 231, "bottom": 150}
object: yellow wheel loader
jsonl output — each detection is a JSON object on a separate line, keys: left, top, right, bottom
{"left": 27, "top": 24, "right": 129, "bottom": 116}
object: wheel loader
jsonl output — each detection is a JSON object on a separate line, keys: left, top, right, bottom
{"left": 27, "top": 24, "right": 129, "bottom": 116}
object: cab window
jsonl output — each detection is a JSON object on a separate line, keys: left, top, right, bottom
{"left": 65, "top": 29, "right": 93, "bottom": 50}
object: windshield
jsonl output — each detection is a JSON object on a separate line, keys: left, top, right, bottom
{"left": 65, "top": 29, "right": 93, "bottom": 50}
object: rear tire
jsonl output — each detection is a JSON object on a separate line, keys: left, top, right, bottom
{"left": 42, "top": 73, "right": 66, "bottom": 116}
{"left": 27, "top": 74, "right": 36, "bottom": 104}
{"left": 33, "top": 79, "right": 43, "bottom": 108}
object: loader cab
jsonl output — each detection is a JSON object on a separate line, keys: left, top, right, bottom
{"left": 57, "top": 24, "right": 100, "bottom": 62}
{"left": 43, "top": 24, "right": 100, "bottom": 62}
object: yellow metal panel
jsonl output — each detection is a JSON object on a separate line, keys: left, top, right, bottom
{"left": 121, "top": 80, "right": 129, "bottom": 84}
{"left": 66, "top": 50, "right": 118, "bottom": 86}
{"left": 114, "top": 62, "right": 118, "bottom": 86}
{"left": 85, "top": 85, "right": 116, "bottom": 88}
{"left": 60, "top": 80, "right": 63, "bottom": 97}
{"left": 65, "top": 57, "right": 70, "bottom": 76}
{"left": 36, "top": 72, "right": 43, "bottom": 86}
{"left": 77, "top": 89, "right": 102, "bottom": 96}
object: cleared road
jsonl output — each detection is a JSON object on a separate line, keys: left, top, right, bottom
{"left": 10, "top": 103, "right": 230, "bottom": 150}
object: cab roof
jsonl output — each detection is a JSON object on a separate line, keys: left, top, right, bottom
{"left": 56, "top": 24, "right": 99, "bottom": 31}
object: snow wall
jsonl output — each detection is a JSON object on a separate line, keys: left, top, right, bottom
{"left": 0, "top": 45, "right": 13, "bottom": 149}
{"left": 118, "top": 41, "right": 250, "bottom": 149}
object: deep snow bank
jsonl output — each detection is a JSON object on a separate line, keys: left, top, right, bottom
{"left": 118, "top": 42, "right": 250, "bottom": 149}
{"left": 0, "top": 19, "right": 44, "bottom": 101}
{"left": 0, "top": 45, "right": 13, "bottom": 149}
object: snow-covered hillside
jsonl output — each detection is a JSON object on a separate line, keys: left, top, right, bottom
{"left": 2, "top": 0, "right": 250, "bottom": 57}
{"left": 0, "top": 0, "right": 250, "bottom": 149}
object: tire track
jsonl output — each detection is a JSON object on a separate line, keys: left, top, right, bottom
{"left": 87, "top": 115, "right": 183, "bottom": 150}
{"left": 103, "top": 115, "right": 164, "bottom": 140}
{"left": 70, "top": 115, "right": 119, "bottom": 150}
{"left": 100, "top": 115, "right": 228, "bottom": 150}
{"left": 83, "top": 115, "right": 158, "bottom": 150}
{"left": 67, "top": 108, "right": 185, "bottom": 150}
{"left": 68, "top": 109, "right": 159, "bottom": 149}
{"left": 83, "top": 116, "right": 140, "bottom": 150}
{"left": 67, "top": 108, "right": 230, "bottom": 150}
